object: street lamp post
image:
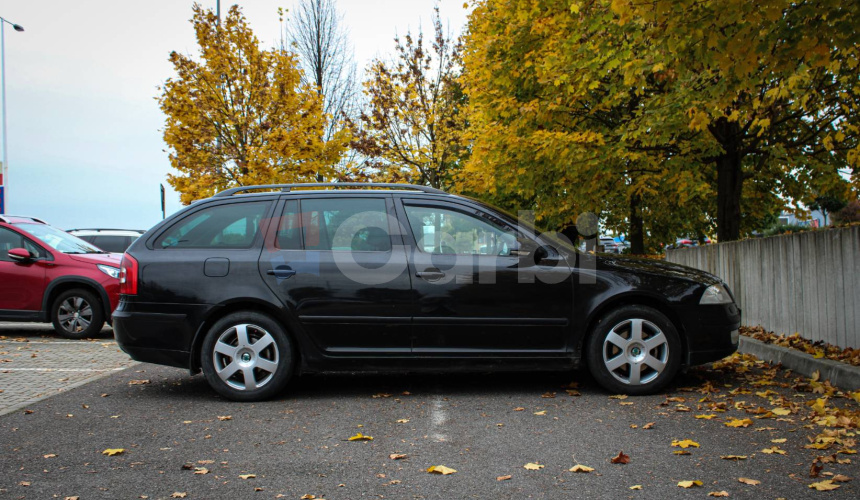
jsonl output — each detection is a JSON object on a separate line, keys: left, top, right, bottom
{"left": 0, "top": 16, "right": 24, "bottom": 214}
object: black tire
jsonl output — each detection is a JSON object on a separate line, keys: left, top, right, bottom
{"left": 586, "top": 305, "right": 682, "bottom": 395}
{"left": 51, "top": 288, "right": 105, "bottom": 339}
{"left": 200, "top": 311, "right": 294, "bottom": 402}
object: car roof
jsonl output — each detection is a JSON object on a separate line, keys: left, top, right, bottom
{"left": 0, "top": 215, "right": 49, "bottom": 225}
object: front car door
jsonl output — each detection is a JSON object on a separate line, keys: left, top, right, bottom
{"left": 397, "top": 197, "right": 573, "bottom": 355}
{"left": 0, "top": 226, "right": 50, "bottom": 314}
{"left": 260, "top": 195, "right": 413, "bottom": 355}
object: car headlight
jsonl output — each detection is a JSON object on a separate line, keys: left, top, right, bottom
{"left": 699, "top": 283, "right": 733, "bottom": 304}
{"left": 98, "top": 264, "right": 121, "bottom": 279}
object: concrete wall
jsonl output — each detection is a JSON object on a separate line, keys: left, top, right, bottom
{"left": 666, "top": 225, "right": 860, "bottom": 349}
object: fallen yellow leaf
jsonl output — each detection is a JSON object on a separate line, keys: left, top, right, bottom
{"left": 102, "top": 448, "right": 125, "bottom": 456}
{"left": 569, "top": 464, "right": 594, "bottom": 473}
{"left": 629, "top": 485, "right": 642, "bottom": 490}
{"left": 725, "top": 418, "right": 754, "bottom": 428}
{"left": 389, "top": 453, "right": 407, "bottom": 460}
{"left": 533, "top": 410, "right": 546, "bottom": 415}
{"left": 695, "top": 414, "right": 717, "bottom": 420}
{"left": 708, "top": 491, "right": 729, "bottom": 497}
{"left": 808, "top": 480, "right": 840, "bottom": 491}
{"left": 43, "top": 454, "right": 57, "bottom": 458}
{"left": 772, "top": 408, "right": 791, "bottom": 416}
{"left": 396, "top": 419, "right": 409, "bottom": 423}
{"left": 738, "top": 477, "right": 760, "bottom": 485}
{"left": 523, "top": 462, "right": 544, "bottom": 470}
{"left": 672, "top": 439, "right": 700, "bottom": 449}
{"left": 496, "top": 474, "right": 512, "bottom": 481}
{"left": 761, "top": 446, "right": 786, "bottom": 455}
{"left": 720, "top": 455, "right": 748, "bottom": 460}
{"left": 678, "top": 480, "right": 703, "bottom": 488}
{"left": 348, "top": 433, "right": 373, "bottom": 441}
{"left": 171, "top": 493, "right": 187, "bottom": 499}
{"left": 217, "top": 415, "right": 232, "bottom": 421}
{"left": 610, "top": 394, "right": 628, "bottom": 400}
{"left": 427, "top": 465, "right": 457, "bottom": 475}
{"left": 673, "top": 450, "right": 691, "bottom": 455}
{"left": 642, "top": 422, "right": 655, "bottom": 429}
{"left": 771, "top": 438, "right": 787, "bottom": 443}
{"left": 239, "top": 474, "right": 256, "bottom": 479}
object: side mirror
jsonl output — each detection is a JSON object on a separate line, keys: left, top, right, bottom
{"left": 533, "top": 245, "right": 551, "bottom": 262}
{"left": 8, "top": 248, "right": 34, "bottom": 262}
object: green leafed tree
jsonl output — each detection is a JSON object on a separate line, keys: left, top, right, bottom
{"left": 159, "top": 4, "right": 348, "bottom": 204}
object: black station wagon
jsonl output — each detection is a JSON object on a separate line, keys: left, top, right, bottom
{"left": 113, "top": 183, "right": 740, "bottom": 401}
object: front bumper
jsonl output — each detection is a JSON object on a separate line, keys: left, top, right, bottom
{"left": 681, "top": 302, "right": 741, "bottom": 366}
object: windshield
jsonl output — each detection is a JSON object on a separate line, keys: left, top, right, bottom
{"left": 14, "top": 223, "right": 106, "bottom": 254}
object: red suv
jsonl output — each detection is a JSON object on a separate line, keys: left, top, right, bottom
{"left": 0, "top": 215, "right": 121, "bottom": 338}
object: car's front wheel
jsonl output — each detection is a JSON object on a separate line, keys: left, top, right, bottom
{"left": 51, "top": 289, "right": 105, "bottom": 339}
{"left": 586, "top": 305, "right": 681, "bottom": 395}
{"left": 200, "top": 312, "right": 294, "bottom": 402}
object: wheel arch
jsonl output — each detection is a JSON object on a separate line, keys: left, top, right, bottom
{"left": 579, "top": 292, "right": 689, "bottom": 366}
{"left": 189, "top": 299, "right": 301, "bottom": 374}
{"left": 42, "top": 277, "right": 111, "bottom": 324}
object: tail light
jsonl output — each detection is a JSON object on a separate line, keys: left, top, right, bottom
{"left": 119, "top": 254, "right": 139, "bottom": 295}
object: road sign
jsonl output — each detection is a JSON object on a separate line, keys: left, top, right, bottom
{"left": 0, "top": 186, "right": 5, "bottom": 214}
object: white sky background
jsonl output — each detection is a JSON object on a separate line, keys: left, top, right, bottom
{"left": 1, "top": 0, "right": 469, "bottom": 230}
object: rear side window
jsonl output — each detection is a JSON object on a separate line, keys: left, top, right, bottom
{"left": 300, "top": 198, "right": 391, "bottom": 252}
{"left": 155, "top": 201, "right": 271, "bottom": 249}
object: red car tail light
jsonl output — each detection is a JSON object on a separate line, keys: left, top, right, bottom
{"left": 119, "top": 254, "right": 139, "bottom": 295}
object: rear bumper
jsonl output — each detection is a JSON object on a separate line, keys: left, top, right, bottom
{"left": 112, "top": 299, "right": 212, "bottom": 369}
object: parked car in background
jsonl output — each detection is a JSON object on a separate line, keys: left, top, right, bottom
{"left": 599, "top": 237, "right": 621, "bottom": 253}
{"left": 67, "top": 228, "right": 145, "bottom": 253}
{"left": 113, "top": 183, "right": 740, "bottom": 402}
{"left": 0, "top": 215, "right": 121, "bottom": 338}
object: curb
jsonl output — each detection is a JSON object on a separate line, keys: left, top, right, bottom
{"left": 738, "top": 337, "right": 860, "bottom": 391}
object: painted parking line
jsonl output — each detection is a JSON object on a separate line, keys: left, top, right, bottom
{"left": 1, "top": 368, "right": 127, "bottom": 372}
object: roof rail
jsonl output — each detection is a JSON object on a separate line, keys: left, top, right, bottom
{"left": 213, "top": 182, "right": 446, "bottom": 197}
{"left": 66, "top": 228, "right": 146, "bottom": 233}
{"left": 0, "top": 215, "right": 47, "bottom": 224}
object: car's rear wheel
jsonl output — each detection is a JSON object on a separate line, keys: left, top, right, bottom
{"left": 200, "top": 312, "right": 293, "bottom": 402}
{"left": 586, "top": 305, "right": 681, "bottom": 395}
{"left": 51, "top": 289, "right": 105, "bottom": 339}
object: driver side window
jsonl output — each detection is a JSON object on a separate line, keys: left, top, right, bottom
{"left": 403, "top": 205, "right": 522, "bottom": 256}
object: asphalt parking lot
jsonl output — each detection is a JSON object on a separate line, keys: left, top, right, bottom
{"left": 0, "top": 324, "right": 857, "bottom": 499}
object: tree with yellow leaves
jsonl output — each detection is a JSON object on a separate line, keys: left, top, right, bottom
{"left": 349, "top": 8, "right": 467, "bottom": 190}
{"left": 159, "top": 4, "right": 348, "bottom": 204}
{"left": 462, "top": 0, "right": 857, "bottom": 243}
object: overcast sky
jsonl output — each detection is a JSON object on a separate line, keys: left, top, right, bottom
{"left": 1, "top": 0, "right": 469, "bottom": 230}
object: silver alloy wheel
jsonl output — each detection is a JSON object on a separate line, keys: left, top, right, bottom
{"left": 57, "top": 296, "right": 93, "bottom": 333}
{"left": 212, "top": 324, "right": 280, "bottom": 391}
{"left": 602, "top": 318, "right": 669, "bottom": 385}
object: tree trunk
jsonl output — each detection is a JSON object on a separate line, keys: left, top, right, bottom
{"left": 628, "top": 191, "right": 645, "bottom": 254}
{"left": 710, "top": 118, "right": 744, "bottom": 242}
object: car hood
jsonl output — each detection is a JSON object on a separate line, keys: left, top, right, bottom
{"left": 596, "top": 254, "right": 721, "bottom": 285}
{"left": 66, "top": 253, "right": 122, "bottom": 267}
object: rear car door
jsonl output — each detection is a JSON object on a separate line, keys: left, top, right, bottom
{"left": 397, "top": 198, "right": 573, "bottom": 355}
{"left": 260, "top": 195, "right": 413, "bottom": 354}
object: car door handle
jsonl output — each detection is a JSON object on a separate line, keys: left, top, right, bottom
{"left": 267, "top": 267, "right": 296, "bottom": 279}
{"left": 416, "top": 270, "right": 446, "bottom": 280}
